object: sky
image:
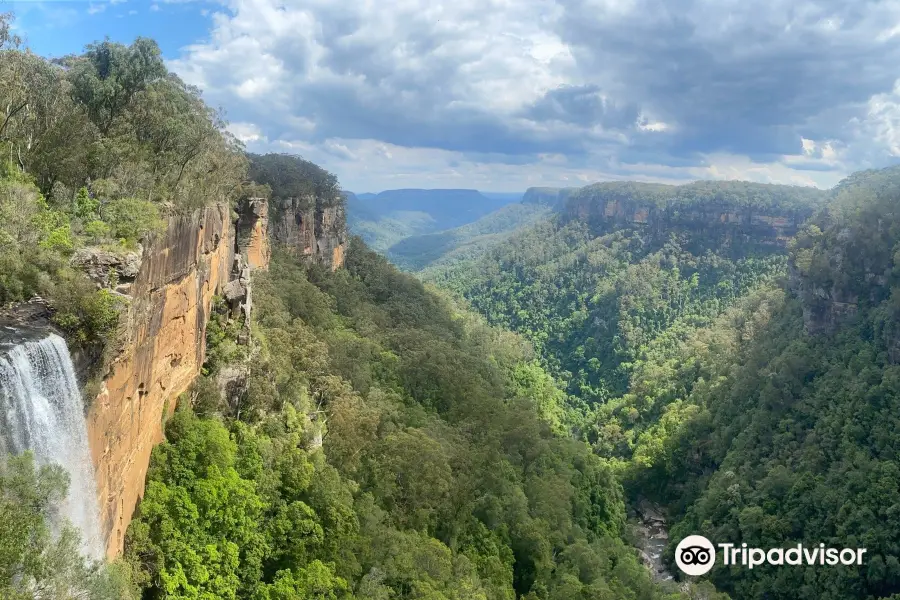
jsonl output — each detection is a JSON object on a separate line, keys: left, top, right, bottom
{"left": 7, "top": 0, "right": 900, "bottom": 193}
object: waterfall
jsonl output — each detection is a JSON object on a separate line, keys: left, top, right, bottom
{"left": 0, "top": 332, "right": 103, "bottom": 559}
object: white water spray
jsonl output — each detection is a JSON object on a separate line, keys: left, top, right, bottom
{"left": 0, "top": 333, "right": 103, "bottom": 559}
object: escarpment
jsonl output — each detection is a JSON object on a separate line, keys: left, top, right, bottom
{"left": 83, "top": 191, "right": 346, "bottom": 558}
{"left": 86, "top": 203, "right": 240, "bottom": 558}
{"left": 561, "top": 180, "right": 826, "bottom": 245}
{"left": 85, "top": 193, "right": 348, "bottom": 558}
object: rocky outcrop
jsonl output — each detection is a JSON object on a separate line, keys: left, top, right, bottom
{"left": 71, "top": 246, "right": 143, "bottom": 293}
{"left": 237, "top": 198, "right": 270, "bottom": 271}
{"left": 86, "top": 204, "right": 237, "bottom": 558}
{"left": 270, "top": 195, "right": 347, "bottom": 271}
{"left": 788, "top": 265, "right": 860, "bottom": 335}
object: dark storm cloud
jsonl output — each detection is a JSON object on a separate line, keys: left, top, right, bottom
{"left": 524, "top": 85, "right": 641, "bottom": 129}
{"left": 553, "top": 0, "right": 900, "bottom": 157}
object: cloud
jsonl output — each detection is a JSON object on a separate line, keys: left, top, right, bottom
{"left": 169, "top": 0, "right": 900, "bottom": 190}
{"left": 227, "top": 121, "right": 266, "bottom": 143}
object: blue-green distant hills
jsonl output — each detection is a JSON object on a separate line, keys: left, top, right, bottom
{"left": 344, "top": 188, "right": 522, "bottom": 253}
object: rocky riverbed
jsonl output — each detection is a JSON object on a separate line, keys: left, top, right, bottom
{"left": 630, "top": 499, "right": 675, "bottom": 582}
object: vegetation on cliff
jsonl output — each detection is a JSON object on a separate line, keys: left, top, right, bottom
{"left": 248, "top": 153, "right": 340, "bottom": 210}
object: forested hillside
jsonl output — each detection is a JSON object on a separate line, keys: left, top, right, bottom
{"left": 346, "top": 189, "right": 517, "bottom": 252}
{"left": 0, "top": 15, "right": 247, "bottom": 347}
{"left": 388, "top": 203, "right": 550, "bottom": 272}
{"left": 426, "top": 180, "right": 825, "bottom": 411}
{"left": 122, "top": 242, "right": 722, "bottom": 600}
{"left": 430, "top": 171, "right": 900, "bottom": 599}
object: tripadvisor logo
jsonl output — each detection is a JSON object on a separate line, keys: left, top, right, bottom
{"left": 675, "top": 535, "right": 868, "bottom": 576}
{"left": 675, "top": 535, "right": 716, "bottom": 576}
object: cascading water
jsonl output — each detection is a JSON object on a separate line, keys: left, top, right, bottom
{"left": 0, "top": 332, "right": 103, "bottom": 559}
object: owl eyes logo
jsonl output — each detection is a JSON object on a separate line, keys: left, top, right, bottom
{"left": 680, "top": 545, "right": 712, "bottom": 565}
{"left": 675, "top": 535, "right": 716, "bottom": 576}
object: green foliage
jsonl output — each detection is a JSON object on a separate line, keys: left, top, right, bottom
{"left": 101, "top": 196, "right": 164, "bottom": 246}
{"left": 74, "top": 186, "right": 100, "bottom": 220}
{"left": 52, "top": 283, "right": 127, "bottom": 346}
{"left": 249, "top": 153, "right": 340, "bottom": 209}
{"left": 66, "top": 37, "right": 168, "bottom": 134}
{"left": 127, "top": 242, "right": 694, "bottom": 600}
{"left": 388, "top": 203, "right": 551, "bottom": 271}
{"left": 429, "top": 213, "right": 787, "bottom": 418}
{"left": 203, "top": 297, "right": 246, "bottom": 377}
{"left": 0, "top": 452, "right": 139, "bottom": 600}
{"left": 431, "top": 164, "right": 900, "bottom": 600}
{"left": 0, "top": 170, "right": 80, "bottom": 304}
{"left": 84, "top": 219, "right": 111, "bottom": 243}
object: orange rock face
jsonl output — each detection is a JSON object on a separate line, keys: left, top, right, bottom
{"left": 238, "top": 198, "right": 270, "bottom": 271}
{"left": 86, "top": 205, "right": 236, "bottom": 559}
{"left": 632, "top": 208, "right": 650, "bottom": 224}
{"left": 332, "top": 243, "right": 345, "bottom": 271}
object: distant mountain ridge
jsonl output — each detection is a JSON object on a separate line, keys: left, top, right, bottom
{"left": 344, "top": 188, "right": 521, "bottom": 251}
{"left": 388, "top": 203, "right": 551, "bottom": 271}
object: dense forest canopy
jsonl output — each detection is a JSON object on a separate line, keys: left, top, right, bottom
{"left": 247, "top": 153, "right": 341, "bottom": 207}
{"left": 428, "top": 163, "right": 900, "bottom": 599}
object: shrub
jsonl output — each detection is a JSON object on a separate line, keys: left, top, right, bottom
{"left": 101, "top": 197, "right": 165, "bottom": 247}
{"left": 84, "top": 219, "right": 111, "bottom": 243}
{"left": 52, "top": 279, "right": 127, "bottom": 346}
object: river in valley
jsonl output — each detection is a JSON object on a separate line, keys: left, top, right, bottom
{"left": 630, "top": 500, "right": 675, "bottom": 583}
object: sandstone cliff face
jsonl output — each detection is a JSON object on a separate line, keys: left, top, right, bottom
{"left": 84, "top": 190, "right": 346, "bottom": 558}
{"left": 565, "top": 196, "right": 812, "bottom": 244}
{"left": 237, "top": 198, "right": 270, "bottom": 272}
{"left": 270, "top": 195, "right": 347, "bottom": 271}
{"left": 86, "top": 201, "right": 271, "bottom": 558}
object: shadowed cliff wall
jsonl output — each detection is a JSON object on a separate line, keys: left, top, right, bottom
{"left": 270, "top": 194, "right": 347, "bottom": 271}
